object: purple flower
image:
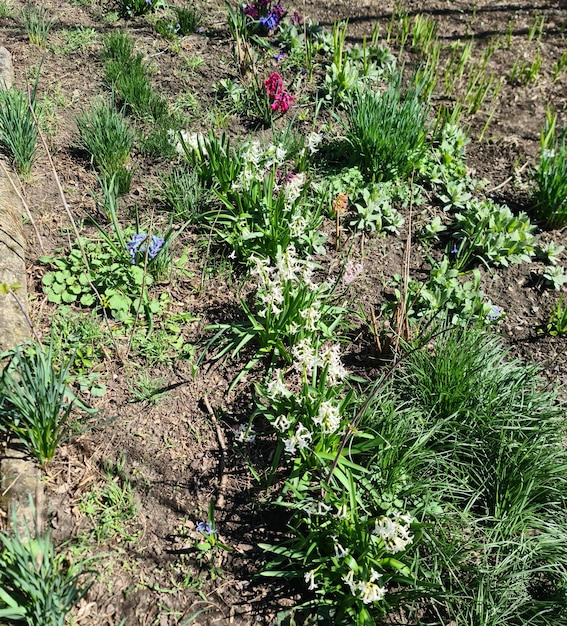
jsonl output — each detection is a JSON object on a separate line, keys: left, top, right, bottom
{"left": 272, "top": 50, "right": 285, "bottom": 61}
{"left": 242, "top": 3, "right": 258, "bottom": 19}
{"left": 291, "top": 10, "right": 302, "bottom": 25}
{"left": 196, "top": 521, "right": 216, "bottom": 535}
{"left": 450, "top": 242, "right": 458, "bottom": 255}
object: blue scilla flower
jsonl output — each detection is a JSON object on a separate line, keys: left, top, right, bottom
{"left": 126, "top": 233, "right": 164, "bottom": 264}
{"left": 196, "top": 521, "right": 215, "bottom": 535}
{"left": 259, "top": 12, "right": 279, "bottom": 31}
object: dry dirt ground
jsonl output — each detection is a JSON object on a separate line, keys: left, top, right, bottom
{"left": 1, "top": 0, "right": 567, "bottom": 624}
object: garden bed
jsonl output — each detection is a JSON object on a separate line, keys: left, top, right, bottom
{"left": 0, "top": 0, "right": 566, "bottom": 624}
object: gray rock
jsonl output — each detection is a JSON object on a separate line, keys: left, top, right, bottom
{"left": 0, "top": 46, "right": 14, "bottom": 90}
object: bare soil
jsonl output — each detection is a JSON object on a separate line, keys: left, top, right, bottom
{"left": 1, "top": 0, "right": 567, "bottom": 624}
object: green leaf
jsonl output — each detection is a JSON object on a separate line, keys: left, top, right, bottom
{"left": 47, "top": 292, "right": 62, "bottom": 304}
{"left": 42, "top": 273, "right": 54, "bottom": 286}
{"left": 90, "top": 384, "right": 107, "bottom": 398}
{"left": 80, "top": 293, "right": 95, "bottom": 307}
{"left": 61, "top": 291, "right": 78, "bottom": 304}
{"left": 50, "top": 281, "right": 67, "bottom": 295}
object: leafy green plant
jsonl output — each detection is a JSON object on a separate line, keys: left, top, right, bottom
{"left": 323, "top": 22, "right": 396, "bottom": 105}
{"left": 0, "top": 341, "right": 96, "bottom": 466}
{"left": 390, "top": 256, "right": 496, "bottom": 327}
{"left": 350, "top": 184, "right": 404, "bottom": 233}
{"left": 0, "top": 87, "right": 38, "bottom": 177}
{"left": 40, "top": 234, "right": 166, "bottom": 323}
{"left": 130, "top": 314, "right": 197, "bottom": 366}
{"left": 545, "top": 295, "right": 567, "bottom": 336}
{"left": 341, "top": 78, "right": 430, "bottom": 182}
{"left": 542, "top": 264, "right": 567, "bottom": 290}
{"left": 117, "top": 0, "right": 157, "bottom": 19}
{"left": 418, "top": 215, "right": 447, "bottom": 243}
{"left": 76, "top": 97, "right": 134, "bottom": 194}
{"left": 20, "top": 1, "right": 53, "bottom": 47}
{"left": 534, "top": 240, "right": 565, "bottom": 265}
{"left": 0, "top": 506, "right": 92, "bottom": 625}
{"left": 420, "top": 122, "right": 470, "bottom": 184}
{"left": 533, "top": 110, "right": 567, "bottom": 229}
{"left": 437, "top": 178, "right": 473, "bottom": 212}
{"left": 49, "top": 307, "right": 109, "bottom": 398}
{"left": 453, "top": 198, "right": 537, "bottom": 268}
{"left": 40, "top": 175, "right": 177, "bottom": 323}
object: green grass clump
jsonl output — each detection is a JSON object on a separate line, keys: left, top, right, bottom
{"left": 533, "top": 110, "right": 567, "bottom": 229}
{"left": 0, "top": 509, "right": 92, "bottom": 625}
{"left": 76, "top": 98, "right": 134, "bottom": 194}
{"left": 160, "top": 167, "right": 204, "bottom": 221}
{"left": 342, "top": 78, "right": 430, "bottom": 182}
{"left": 20, "top": 1, "right": 52, "bottom": 47}
{"left": 392, "top": 326, "right": 567, "bottom": 623}
{"left": 0, "top": 341, "right": 95, "bottom": 466}
{"left": 174, "top": 4, "right": 202, "bottom": 35}
{"left": 0, "top": 88, "right": 37, "bottom": 177}
{"left": 102, "top": 32, "right": 169, "bottom": 124}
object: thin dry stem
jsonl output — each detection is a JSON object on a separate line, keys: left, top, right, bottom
{"left": 0, "top": 159, "right": 44, "bottom": 254}
{"left": 203, "top": 394, "right": 228, "bottom": 510}
{"left": 9, "top": 288, "right": 41, "bottom": 344}
{"left": 29, "top": 95, "right": 123, "bottom": 361}
{"left": 370, "top": 307, "right": 382, "bottom": 354}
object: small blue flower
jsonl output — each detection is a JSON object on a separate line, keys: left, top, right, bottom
{"left": 259, "top": 12, "right": 279, "bottom": 31}
{"left": 488, "top": 305, "right": 502, "bottom": 321}
{"left": 196, "top": 521, "right": 215, "bottom": 535}
{"left": 450, "top": 242, "right": 458, "bottom": 255}
{"left": 272, "top": 50, "right": 285, "bottom": 61}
